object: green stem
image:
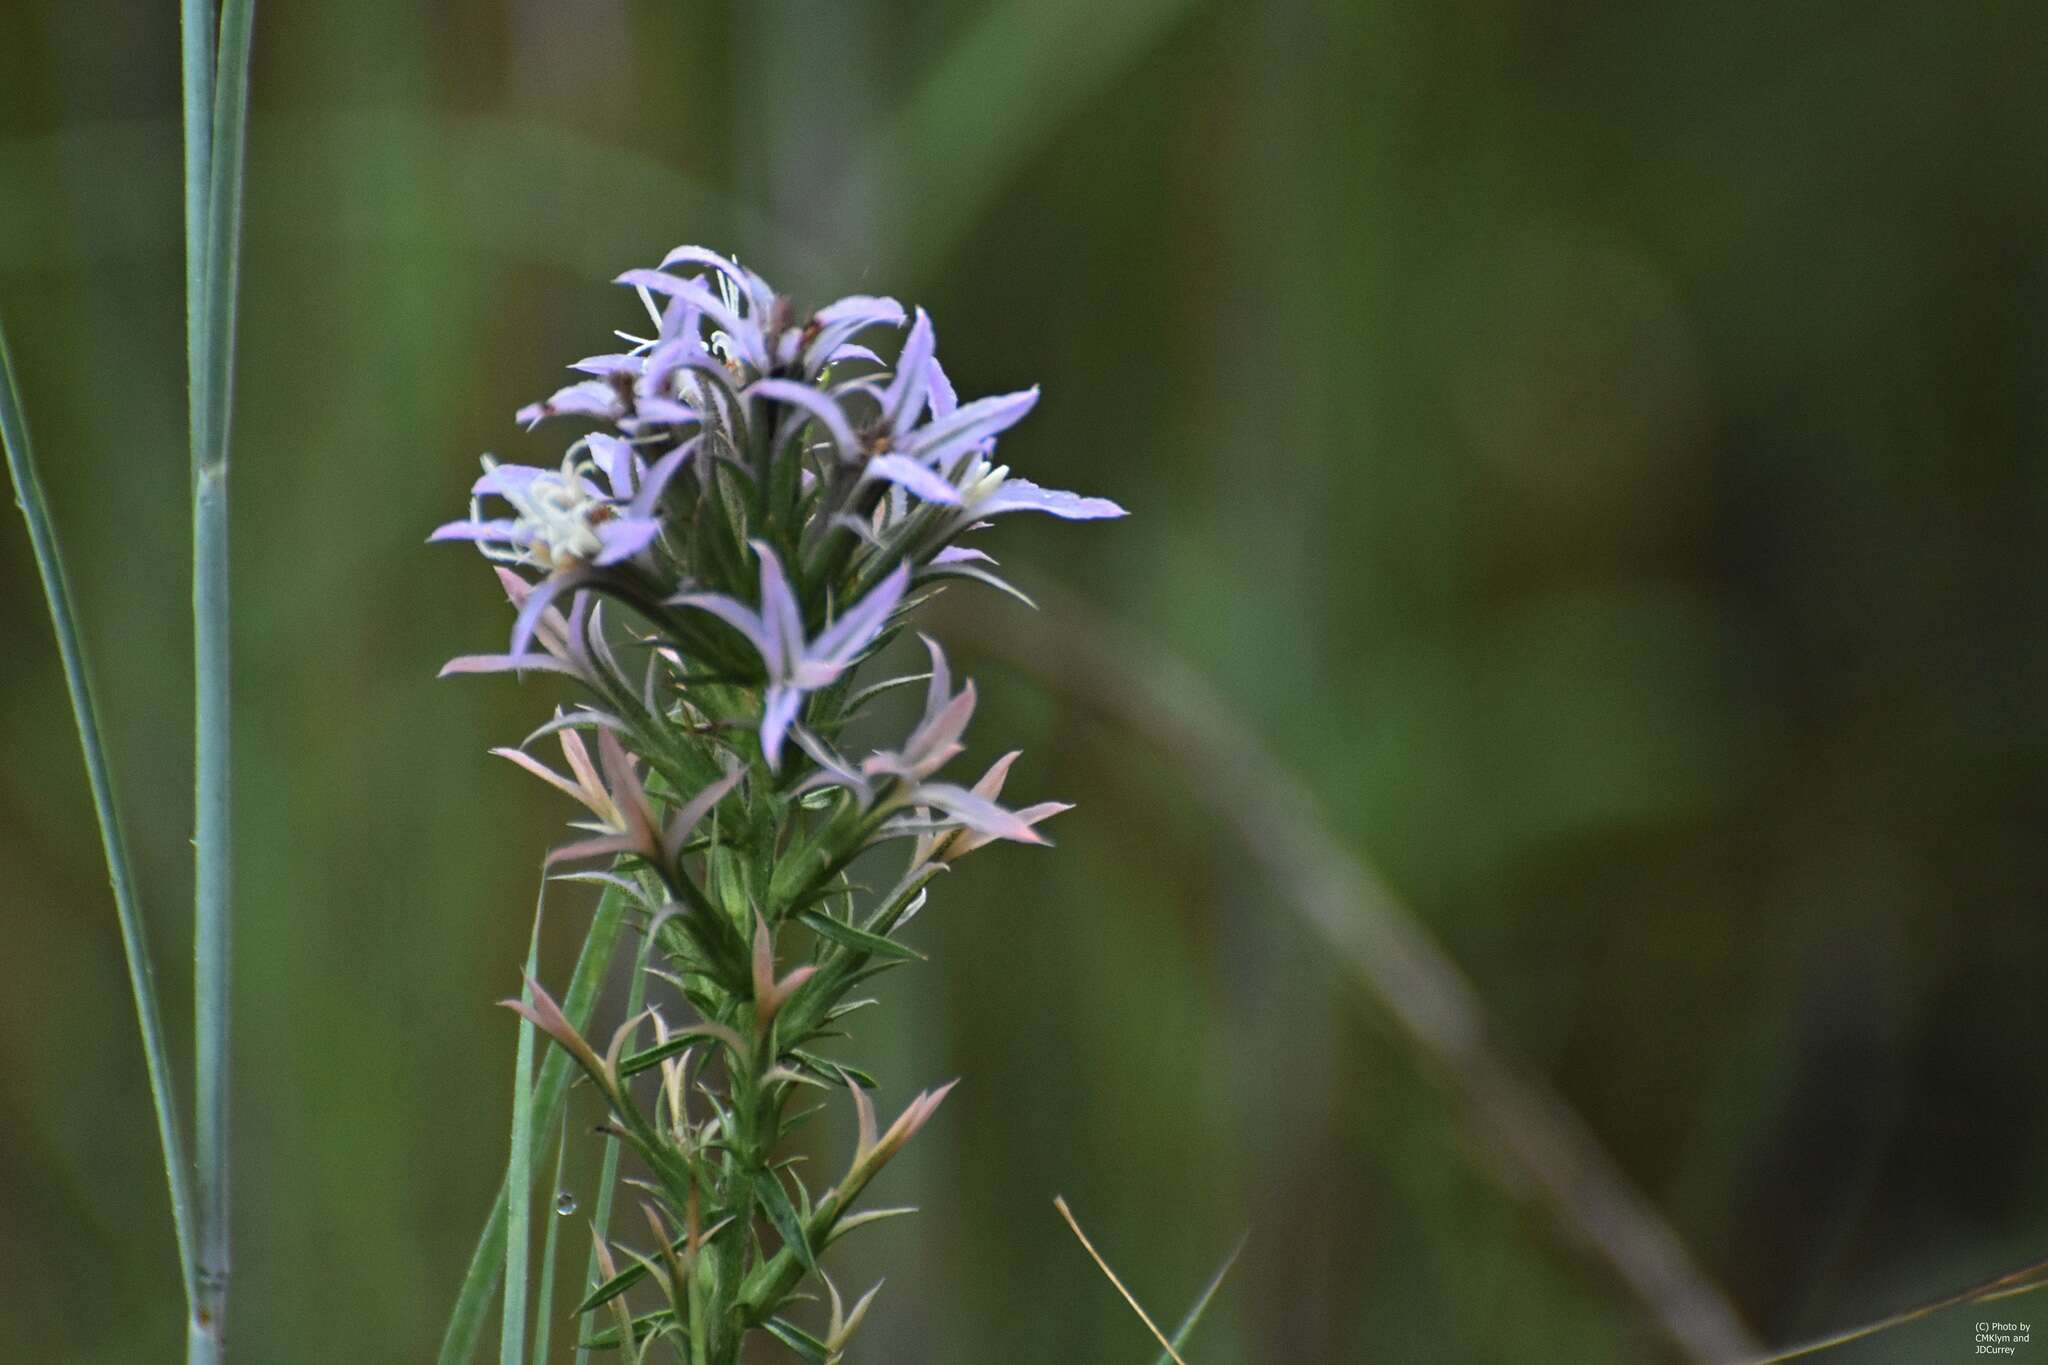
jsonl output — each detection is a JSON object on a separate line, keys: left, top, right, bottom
{"left": 179, "top": 0, "right": 216, "bottom": 1353}
{"left": 0, "top": 320, "right": 199, "bottom": 1307}
{"left": 187, "top": 2, "right": 256, "bottom": 1359}
{"left": 439, "top": 887, "right": 631, "bottom": 1365}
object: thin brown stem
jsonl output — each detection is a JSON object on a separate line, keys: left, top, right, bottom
{"left": 1054, "top": 1196, "right": 1188, "bottom": 1365}
{"left": 1744, "top": 1256, "right": 2048, "bottom": 1363}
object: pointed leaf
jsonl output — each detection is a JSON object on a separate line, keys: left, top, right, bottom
{"left": 761, "top": 1317, "right": 830, "bottom": 1362}
{"left": 797, "top": 909, "right": 924, "bottom": 962}
{"left": 616, "top": 1023, "right": 747, "bottom": 1079}
{"left": 755, "top": 1171, "right": 817, "bottom": 1275}
{"left": 1151, "top": 1232, "right": 1248, "bottom": 1365}
{"left": 822, "top": 1205, "right": 919, "bottom": 1248}
{"left": 577, "top": 1308, "right": 675, "bottom": 1352}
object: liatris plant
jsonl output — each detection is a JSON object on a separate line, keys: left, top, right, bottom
{"left": 434, "top": 246, "right": 1123, "bottom": 1362}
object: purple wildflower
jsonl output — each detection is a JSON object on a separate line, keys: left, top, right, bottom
{"left": 615, "top": 247, "right": 906, "bottom": 385}
{"left": 673, "top": 542, "right": 910, "bottom": 769}
{"left": 434, "top": 244, "right": 1127, "bottom": 1359}
{"left": 430, "top": 440, "right": 690, "bottom": 573}
{"left": 841, "top": 311, "right": 1037, "bottom": 510}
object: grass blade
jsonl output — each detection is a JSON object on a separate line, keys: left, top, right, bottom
{"left": 439, "top": 884, "right": 631, "bottom": 1365}
{"left": 502, "top": 882, "right": 549, "bottom": 1365}
{"left": 178, "top": 0, "right": 212, "bottom": 446}
{"left": 530, "top": 1113, "right": 571, "bottom": 1365}
{"left": 573, "top": 923, "right": 653, "bottom": 1365}
{"left": 0, "top": 318, "right": 198, "bottom": 1304}
{"left": 1150, "top": 1232, "right": 1246, "bottom": 1365}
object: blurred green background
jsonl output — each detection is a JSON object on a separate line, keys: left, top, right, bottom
{"left": 4, "top": 1, "right": 2045, "bottom": 1361}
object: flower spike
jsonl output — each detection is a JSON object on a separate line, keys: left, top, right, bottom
{"left": 435, "top": 245, "right": 1122, "bottom": 1357}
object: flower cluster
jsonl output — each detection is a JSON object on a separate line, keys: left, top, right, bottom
{"left": 435, "top": 247, "right": 1121, "bottom": 1363}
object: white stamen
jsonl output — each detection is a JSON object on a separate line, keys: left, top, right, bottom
{"left": 473, "top": 453, "right": 615, "bottom": 570}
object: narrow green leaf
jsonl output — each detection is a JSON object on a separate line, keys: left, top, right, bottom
{"left": 0, "top": 317, "right": 197, "bottom": 1303}
{"left": 918, "top": 561, "right": 1037, "bottom": 608}
{"left": 839, "top": 669, "right": 930, "bottom": 718}
{"left": 576, "top": 1258, "right": 652, "bottom": 1317}
{"left": 575, "top": 1208, "right": 740, "bottom": 1319}
{"left": 1150, "top": 1233, "right": 1247, "bottom": 1365}
{"left": 707, "top": 843, "right": 749, "bottom": 924}
{"left": 574, "top": 925, "right": 654, "bottom": 1365}
{"left": 787, "top": 1051, "right": 878, "bottom": 1091}
{"left": 578, "top": 1309, "right": 677, "bottom": 1352}
{"left": 761, "top": 1317, "right": 830, "bottom": 1361}
{"left": 820, "top": 1205, "right": 918, "bottom": 1248}
{"left": 616, "top": 1023, "right": 746, "bottom": 1080}
{"left": 196, "top": 0, "right": 257, "bottom": 477}
{"left": 530, "top": 1113, "right": 570, "bottom": 1365}
{"left": 177, "top": 0, "right": 213, "bottom": 388}
{"left": 660, "top": 883, "right": 751, "bottom": 991}
{"left": 439, "top": 886, "right": 629, "bottom": 1365}
{"left": 797, "top": 909, "right": 923, "bottom": 962}
{"left": 502, "top": 891, "right": 547, "bottom": 1365}
{"left": 754, "top": 1172, "right": 816, "bottom": 1276}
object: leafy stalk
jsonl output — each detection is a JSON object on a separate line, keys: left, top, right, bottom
{"left": 0, "top": 319, "right": 199, "bottom": 1306}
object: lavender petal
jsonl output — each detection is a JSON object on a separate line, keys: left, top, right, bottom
{"left": 918, "top": 783, "right": 1052, "bottom": 845}
{"left": 509, "top": 572, "right": 588, "bottom": 658}
{"left": 429, "top": 518, "right": 529, "bottom": 544}
{"left": 593, "top": 517, "right": 661, "bottom": 566}
{"left": 749, "top": 378, "right": 859, "bottom": 460}
{"left": 925, "top": 357, "right": 959, "bottom": 420}
{"left": 976, "top": 478, "right": 1127, "bottom": 520}
{"left": 903, "top": 387, "right": 1039, "bottom": 468}
{"left": 759, "top": 684, "right": 803, "bottom": 771}
{"left": 438, "top": 653, "right": 582, "bottom": 679}
{"left": 628, "top": 442, "right": 695, "bottom": 520}
{"left": 881, "top": 308, "right": 936, "bottom": 437}
{"left": 865, "top": 454, "right": 961, "bottom": 506}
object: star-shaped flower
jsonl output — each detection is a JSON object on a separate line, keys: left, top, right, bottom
{"left": 673, "top": 542, "right": 909, "bottom": 769}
